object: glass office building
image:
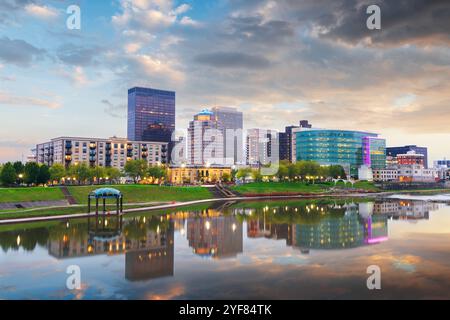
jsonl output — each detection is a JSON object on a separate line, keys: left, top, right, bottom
{"left": 127, "top": 87, "right": 175, "bottom": 142}
{"left": 295, "top": 129, "right": 386, "bottom": 177}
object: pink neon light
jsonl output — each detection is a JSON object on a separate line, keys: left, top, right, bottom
{"left": 367, "top": 236, "right": 389, "bottom": 244}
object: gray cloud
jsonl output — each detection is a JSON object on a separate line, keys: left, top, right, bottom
{"left": 56, "top": 44, "right": 102, "bottom": 66}
{"left": 194, "top": 51, "right": 271, "bottom": 69}
{"left": 102, "top": 99, "right": 127, "bottom": 119}
{"left": 0, "top": 37, "right": 46, "bottom": 67}
{"left": 224, "top": 16, "right": 295, "bottom": 47}
{"left": 317, "top": 0, "right": 450, "bottom": 46}
{"left": 229, "top": 0, "right": 450, "bottom": 47}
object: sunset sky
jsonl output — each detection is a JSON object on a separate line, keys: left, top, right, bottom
{"left": 0, "top": 0, "right": 449, "bottom": 163}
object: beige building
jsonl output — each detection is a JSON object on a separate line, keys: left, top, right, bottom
{"left": 168, "top": 165, "right": 232, "bottom": 184}
{"left": 36, "top": 136, "right": 168, "bottom": 170}
{"left": 373, "top": 168, "right": 399, "bottom": 182}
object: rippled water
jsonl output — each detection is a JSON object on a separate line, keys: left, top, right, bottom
{"left": 1, "top": 198, "right": 450, "bottom": 300}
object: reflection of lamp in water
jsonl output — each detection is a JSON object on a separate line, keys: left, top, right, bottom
{"left": 205, "top": 221, "right": 211, "bottom": 230}
{"left": 16, "top": 235, "right": 21, "bottom": 246}
{"left": 232, "top": 223, "right": 237, "bottom": 232}
{"left": 63, "top": 235, "right": 69, "bottom": 243}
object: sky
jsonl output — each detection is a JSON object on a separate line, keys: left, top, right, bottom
{"left": 0, "top": 0, "right": 449, "bottom": 163}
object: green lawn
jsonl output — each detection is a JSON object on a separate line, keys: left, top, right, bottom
{"left": 231, "top": 182, "right": 329, "bottom": 195}
{"left": 67, "top": 185, "right": 213, "bottom": 204}
{"left": 0, "top": 187, "right": 65, "bottom": 203}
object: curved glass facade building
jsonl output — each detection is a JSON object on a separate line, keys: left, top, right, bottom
{"left": 295, "top": 129, "right": 386, "bottom": 176}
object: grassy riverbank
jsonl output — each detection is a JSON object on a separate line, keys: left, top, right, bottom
{"left": 231, "top": 181, "right": 381, "bottom": 195}
{"left": 0, "top": 187, "right": 65, "bottom": 203}
{"left": 67, "top": 185, "right": 213, "bottom": 204}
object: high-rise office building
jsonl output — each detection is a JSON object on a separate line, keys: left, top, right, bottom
{"left": 211, "top": 107, "right": 244, "bottom": 165}
{"left": 246, "top": 128, "right": 278, "bottom": 166}
{"left": 187, "top": 109, "right": 224, "bottom": 165}
{"left": 279, "top": 120, "right": 312, "bottom": 162}
{"left": 127, "top": 87, "right": 175, "bottom": 142}
{"left": 386, "top": 145, "right": 428, "bottom": 168}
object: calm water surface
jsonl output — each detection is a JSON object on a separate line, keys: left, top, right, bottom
{"left": 1, "top": 197, "right": 450, "bottom": 300}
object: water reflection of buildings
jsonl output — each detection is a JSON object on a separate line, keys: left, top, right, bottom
{"left": 247, "top": 218, "right": 293, "bottom": 246}
{"left": 125, "top": 223, "right": 174, "bottom": 281}
{"left": 243, "top": 200, "right": 441, "bottom": 253}
{"left": 186, "top": 210, "right": 243, "bottom": 259}
{"left": 292, "top": 208, "right": 388, "bottom": 252}
{"left": 374, "top": 200, "right": 440, "bottom": 221}
{"left": 47, "top": 216, "right": 174, "bottom": 282}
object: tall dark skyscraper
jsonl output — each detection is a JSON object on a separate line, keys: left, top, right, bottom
{"left": 127, "top": 87, "right": 175, "bottom": 142}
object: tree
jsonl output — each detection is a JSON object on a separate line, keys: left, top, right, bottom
{"left": 67, "top": 164, "right": 90, "bottom": 185}
{"left": 13, "top": 162, "right": 24, "bottom": 184}
{"left": 251, "top": 169, "right": 263, "bottom": 182}
{"left": 236, "top": 168, "right": 252, "bottom": 180}
{"left": 37, "top": 165, "right": 51, "bottom": 185}
{"left": 105, "top": 167, "right": 121, "bottom": 184}
{"left": 222, "top": 172, "right": 231, "bottom": 183}
{"left": 49, "top": 164, "right": 66, "bottom": 184}
{"left": 277, "top": 164, "right": 289, "bottom": 181}
{"left": 0, "top": 163, "right": 16, "bottom": 186}
{"left": 89, "top": 166, "right": 106, "bottom": 184}
{"left": 24, "top": 162, "right": 40, "bottom": 186}
{"left": 328, "top": 165, "right": 347, "bottom": 179}
{"left": 148, "top": 165, "right": 167, "bottom": 182}
{"left": 124, "top": 160, "right": 148, "bottom": 183}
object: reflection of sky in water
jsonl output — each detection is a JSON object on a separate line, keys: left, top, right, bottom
{"left": 0, "top": 198, "right": 449, "bottom": 300}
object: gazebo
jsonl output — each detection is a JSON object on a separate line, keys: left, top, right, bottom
{"left": 88, "top": 188, "right": 123, "bottom": 215}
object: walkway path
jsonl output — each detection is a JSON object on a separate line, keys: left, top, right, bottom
{"left": 0, "top": 200, "right": 69, "bottom": 210}
{"left": 59, "top": 186, "right": 77, "bottom": 205}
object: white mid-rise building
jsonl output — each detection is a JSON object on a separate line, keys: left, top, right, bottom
{"left": 246, "top": 128, "right": 278, "bottom": 166}
{"left": 187, "top": 109, "right": 224, "bottom": 166}
{"left": 398, "top": 165, "right": 438, "bottom": 183}
{"left": 36, "top": 136, "right": 168, "bottom": 170}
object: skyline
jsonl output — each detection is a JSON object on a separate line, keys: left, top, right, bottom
{"left": 1, "top": 0, "right": 450, "bottom": 163}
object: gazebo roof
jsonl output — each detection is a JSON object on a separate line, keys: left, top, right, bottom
{"left": 89, "top": 188, "right": 122, "bottom": 199}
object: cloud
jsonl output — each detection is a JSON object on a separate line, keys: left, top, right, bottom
{"left": 173, "top": 4, "right": 191, "bottom": 15}
{"left": 55, "top": 66, "right": 88, "bottom": 86}
{"left": 319, "top": 0, "right": 450, "bottom": 47}
{"left": 112, "top": 0, "right": 199, "bottom": 30}
{"left": 0, "top": 91, "right": 61, "bottom": 109}
{"left": 124, "top": 42, "right": 142, "bottom": 54}
{"left": 194, "top": 52, "right": 271, "bottom": 69}
{"left": 0, "top": 37, "right": 46, "bottom": 67}
{"left": 25, "top": 3, "right": 59, "bottom": 20}
{"left": 228, "top": 0, "right": 450, "bottom": 47}
{"left": 102, "top": 99, "right": 127, "bottom": 119}
{"left": 56, "top": 44, "right": 101, "bottom": 66}
{"left": 179, "top": 16, "right": 200, "bottom": 27}
{"left": 128, "top": 53, "right": 185, "bottom": 82}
